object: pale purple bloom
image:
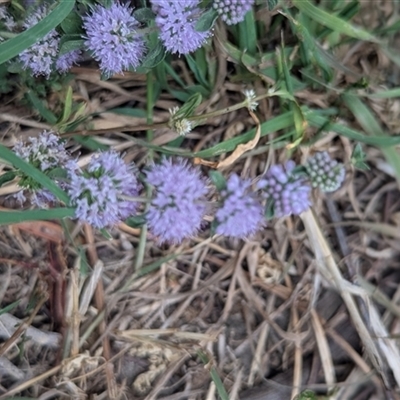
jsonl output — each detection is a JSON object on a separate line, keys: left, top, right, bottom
{"left": 257, "top": 161, "right": 311, "bottom": 217}
{"left": 13, "top": 131, "right": 71, "bottom": 205}
{"left": 151, "top": 0, "right": 211, "bottom": 55}
{"left": 56, "top": 49, "right": 82, "bottom": 73}
{"left": 145, "top": 158, "right": 209, "bottom": 244}
{"left": 213, "top": 0, "right": 255, "bottom": 25}
{"left": 14, "top": 131, "right": 70, "bottom": 172}
{"left": 67, "top": 151, "right": 142, "bottom": 229}
{"left": 83, "top": 3, "right": 146, "bottom": 77}
{"left": 305, "top": 151, "right": 346, "bottom": 192}
{"left": 19, "top": 6, "right": 60, "bottom": 76}
{"left": 0, "top": 6, "right": 16, "bottom": 30}
{"left": 215, "top": 174, "right": 264, "bottom": 238}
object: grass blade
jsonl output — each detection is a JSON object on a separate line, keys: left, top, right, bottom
{"left": 292, "top": 0, "right": 379, "bottom": 43}
{"left": 0, "top": 208, "right": 75, "bottom": 225}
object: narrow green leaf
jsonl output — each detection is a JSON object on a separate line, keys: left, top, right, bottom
{"left": 0, "top": 144, "right": 70, "bottom": 204}
{"left": 342, "top": 93, "right": 400, "bottom": 183}
{"left": 198, "top": 351, "right": 229, "bottom": 400}
{"left": 209, "top": 171, "right": 226, "bottom": 192}
{"left": 174, "top": 92, "right": 202, "bottom": 120}
{"left": 238, "top": 9, "right": 257, "bottom": 55}
{"left": 0, "top": 171, "right": 16, "bottom": 188}
{"left": 60, "top": 10, "right": 83, "bottom": 34}
{"left": 0, "top": 1, "right": 75, "bottom": 65}
{"left": 141, "top": 41, "right": 166, "bottom": 69}
{"left": 59, "top": 86, "right": 74, "bottom": 125}
{"left": 0, "top": 300, "right": 20, "bottom": 316}
{"left": 195, "top": 8, "right": 218, "bottom": 32}
{"left": 292, "top": 0, "right": 379, "bottom": 43}
{"left": 0, "top": 208, "right": 75, "bottom": 226}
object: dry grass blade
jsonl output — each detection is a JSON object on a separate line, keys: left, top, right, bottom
{"left": 300, "top": 209, "right": 388, "bottom": 386}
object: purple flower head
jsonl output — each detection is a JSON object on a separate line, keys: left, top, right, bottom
{"left": 215, "top": 174, "right": 264, "bottom": 238}
{"left": 56, "top": 49, "right": 82, "bottom": 73}
{"left": 305, "top": 151, "right": 346, "bottom": 192}
{"left": 14, "top": 131, "right": 70, "bottom": 172}
{"left": 145, "top": 158, "right": 209, "bottom": 244}
{"left": 213, "top": 0, "right": 255, "bottom": 25}
{"left": 257, "top": 161, "right": 312, "bottom": 217}
{"left": 0, "top": 6, "right": 16, "bottom": 31}
{"left": 67, "top": 151, "right": 142, "bottom": 229}
{"left": 19, "top": 6, "right": 60, "bottom": 76}
{"left": 13, "top": 131, "right": 71, "bottom": 205}
{"left": 83, "top": 3, "right": 146, "bottom": 77}
{"left": 151, "top": 0, "right": 211, "bottom": 55}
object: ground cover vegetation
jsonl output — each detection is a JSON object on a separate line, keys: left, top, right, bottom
{"left": 0, "top": 0, "right": 399, "bottom": 399}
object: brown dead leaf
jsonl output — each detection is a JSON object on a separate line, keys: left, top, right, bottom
{"left": 217, "top": 109, "right": 261, "bottom": 169}
{"left": 14, "top": 221, "right": 64, "bottom": 243}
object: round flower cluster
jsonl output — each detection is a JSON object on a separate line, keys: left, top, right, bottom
{"left": 67, "top": 151, "right": 142, "bottom": 229}
{"left": 145, "top": 158, "right": 209, "bottom": 244}
{"left": 213, "top": 0, "right": 255, "bottom": 25}
{"left": 257, "top": 161, "right": 312, "bottom": 217}
{"left": 215, "top": 174, "right": 264, "bottom": 238}
{"left": 82, "top": 3, "right": 146, "bottom": 77}
{"left": 13, "top": 131, "right": 71, "bottom": 206}
{"left": 305, "top": 151, "right": 346, "bottom": 192}
{"left": 151, "top": 0, "right": 211, "bottom": 55}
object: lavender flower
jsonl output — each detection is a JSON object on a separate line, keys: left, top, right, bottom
{"left": 305, "top": 151, "right": 346, "bottom": 192}
{"left": 152, "top": 0, "right": 211, "bottom": 55}
{"left": 13, "top": 131, "right": 71, "bottom": 206}
{"left": 257, "top": 161, "right": 311, "bottom": 217}
{"left": 56, "top": 49, "right": 82, "bottom": 73}
{"left": 213, "top": 0, "right": 255, "bottom": 25}
{"left": 19, "top": 6, "right": 60, "bottom": 76}
{"left": 145, "top": 158, "right": 209, "bottom": 244}
{"left": 0, "top": 6, "right": 16, "bottom": 31}
{"left": 215, "top": 174, "right": 264, "bottom": 238}
{"left": 67, "top": 151, "right": 141, "bottom": 229}
{"left": 83, "top": 3, "right": 146, "bottom": 77}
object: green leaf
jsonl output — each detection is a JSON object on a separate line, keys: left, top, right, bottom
{"left": 141, "top": 41, "right": 166, "bottom": 69}
{"left": 195, "top": 8, "right": 218, "bottom": 32}
{"left": 0, "top": 208, "right": 75, "bottom": 226}
{"left": 0, "top": 171, "right": 16, "bottom": 188}
{"left": 173, "top": 92, "right": 202, "bottom": 120}
{"left": 238, "top": 9, "right": 257, "bottom": 55}
{"left": 0, "top": 300, "right": 20, "bottom": 316}
{"left": 0, "top": 144, "right": 70, "bottom": 204}
{"left": 0, "top": 1, "right": 75, "bottom": 65}
{"left": 351, "top": 143, "right": 370, "bottom": 171}
{"left": 60, "top": 10, "right": 83, "bottom": 34}
{"left": 133, "top": 7, "right": 155, "bottom": 23}
{"left": 197, "top": 351, "right": 229, "bottom": 400}
{"left": 58, "top": 36, "right": 85, "bottom": 56}
{"left": 125, "top": 215, "right": 147, "bottom": 228}
{"left": 292, "top": 0, "right": 379, "bottom": 43}
{"left": 342, "top": 93, "right": 400, "bottom": 183}
{"left": 209, "top": 170, "right": 226, "bottom": 192}
{"left": 267, "top": 0, "right": 278, "bottom": 11}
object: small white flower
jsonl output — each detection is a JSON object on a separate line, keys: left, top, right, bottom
{"left": 243, "top": 89, "right": 258, "bottom": 111}
{"left": 168, "top": 107, "right": 193, "bottom": 136}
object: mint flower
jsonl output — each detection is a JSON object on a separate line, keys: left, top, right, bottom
{"left": 19, "top": 6, "right": 60, "bottom": 76}
{"left": 215, "top": 174, "right": 264, "bottom": 238}
{"left": 145, "top": 158, "right": 209, "bottom": 244}
{"left": 13, "top": 131, "right": 71, "bottom": 206}
{"left": 213, "top": 0, "right": 255, "bottom": 25}
{"left": 152, "top": 0, "right": 211, "bottom": 55}
{"left": 56, "top": 49, "right": 82, "bottom": 73}
{"left": 257, "top": 161, "right": 311, "bottom": 217}
{"left": 83, "top": 3, "right": 146, "bottom": 77}
{"left": 305, "top": 151, "right": 346, "bottom": 192}
{"left": 67, "top": 151, "right": 142, "bottom": 229}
